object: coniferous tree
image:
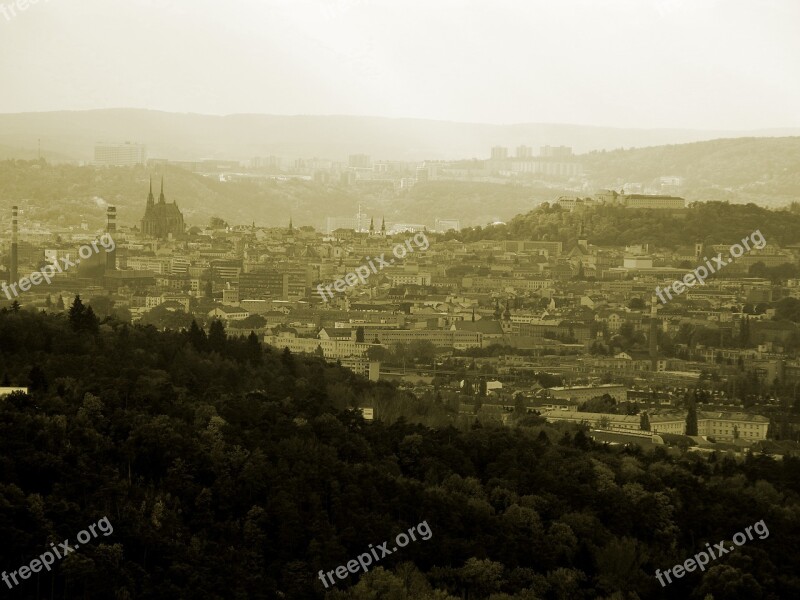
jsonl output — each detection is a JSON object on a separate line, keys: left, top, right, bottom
{"left": 463, "top": 379, "right": 474, "bottom": 395}
{"left": 208, "top": 319, "right": 227, "bottom": 353}
{"left": 686, "top": 398, "right": 698, "bottom": 436}
{"left": 281, "top": 347, "right": 296, "bottom": 375}
{"left": 68, "top": 295, "right": 86, "bottom": 330}
{"left": 640, "top": 412, "right": 651, "bottom": 431}
{"left": 739, "top": 315, "right": 751, "bottom": 348}
{"left": 56, "top": 294, "right": 65, "bottom": 310}
{"left": 187, "top": 320, "right": 207, "bottom": 351}
{"left": 245, "top": 331, "right": 262, "bottom": 366}
{"left": 83, "top": 305, "right": 100, "bottom": 334}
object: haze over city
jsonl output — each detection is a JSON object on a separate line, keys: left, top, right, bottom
{"left": 2, "top": 2, "right": 800, "bottom": 599}
{"left": 1, "top": 0, "right": 799, "bottom": 131}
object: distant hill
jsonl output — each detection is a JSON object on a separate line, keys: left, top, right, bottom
{"left": 2, "top": 135, "right": 800, "bottom": 229}
{"left": 456, "top": 201, "right": 800, "bottom": 250}
{"left": 583, "top": 137, "right": 800, "bottom": 207}
{"left": 1, "top": 109, "right": 798, "bottom": 162}
{"left": 0, "top": 161, "right": 553, "bottom": 229}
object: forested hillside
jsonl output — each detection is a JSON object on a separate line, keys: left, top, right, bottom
{"left": 1, "top": 306, "right": 800, "bottom": 598}
{"left": 452, "top": 201, "right": 800, "bottom": 249}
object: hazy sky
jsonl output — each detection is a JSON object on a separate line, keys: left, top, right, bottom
{"left": 1, "top": 0, "right": 798, "bottom": 129}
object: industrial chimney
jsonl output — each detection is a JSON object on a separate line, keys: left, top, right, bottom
{"left": 106, "top": 206, "right": 116, "bottom": 271}
{"left": 649, "top": 295, "right": 659, "bottom": 370}
{"left": 10, "top": 206, "right": 18, "bottom": 285}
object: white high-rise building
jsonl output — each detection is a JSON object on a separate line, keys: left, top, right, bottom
{"left": 94, "top": 142, "right": 147, "bottom": 166}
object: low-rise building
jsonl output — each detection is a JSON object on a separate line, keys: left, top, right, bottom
{"left": 547, "top": 384, "right": 628, "bottom": 403}
{"left": 208, "top": 305, "right": 250, "bottom": 322}
{"left": 542, "top": 409, "right": 769, "bottom": 441}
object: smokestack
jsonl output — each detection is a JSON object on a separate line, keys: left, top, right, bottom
{"left": 106, "top": 206, "right": 116, "bottom": 271}
{"left": 10, "top": 206, "right": 18, "bottom": 284}
{"left": 649, "top": 295, "right": 658, "bottom": 370}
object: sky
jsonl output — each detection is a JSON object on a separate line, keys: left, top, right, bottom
{"left": 1, "top": 0, "right": 798, "bottom": 129}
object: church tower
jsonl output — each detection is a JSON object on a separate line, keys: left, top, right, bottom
{"left": 141, "top": 177, "right": 185, "bottom": 239}
{"left": 147, "top": 177, "right": 154, "bottom": 206}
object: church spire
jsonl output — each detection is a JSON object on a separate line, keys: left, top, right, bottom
{"left": 369, "top": 216, "right": 374, "bottom": 233}
{"left": 159, "top": 176, "right": 165, "bottom": 203}
{"left": 288, "top": 216, "right": 293, "bottom": 231}
{"left": 381, "top": 216, "right": 386, "bottom": 234}
{"left": 147, "top": 177, "right": 154, "bottom": 205}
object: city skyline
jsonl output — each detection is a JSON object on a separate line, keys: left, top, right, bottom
{"left": 2, "top": 2, "right": 800, "bottom": 597}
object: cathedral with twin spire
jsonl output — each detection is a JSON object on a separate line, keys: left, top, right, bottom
{"left": 140, "top": 177, "right": 185, "bottom": 239}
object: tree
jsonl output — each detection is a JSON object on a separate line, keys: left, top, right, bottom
{"left": 28, "top": 364, "right": 48, "bottom": 392}
{"left": 245, "top": 331, "right": 262, "bottom": 366}
{"left": 88, "top": 295, "right": 114, "bottom": 319}
{"left": 67, "top": 295, "right": 98, "bottom": 333}
{"left": 366, "top": 344, "right": 390, "bottom": 362}
{"left": 581, "top": 394, "right": 617, "bottom": 413}
{"left": 56, "top": 295, "right": 65, "bottom": 310}
{"left": 68, "top": 294, "right": 86, "bottom": 329}
{"left": 639, "top": 412, "right": 651, "bottom": 431}
{"left": 513, "top": 393, "right": 527, "bottom": 419}
{"left": 209, "top": 216, "right": 228, "bottom": 229}
{"left": 355, "top": 326, "right": 365, "bottom": 343}
{"left": 281, "top": 347, "right": 295, "bottom": 374}
{"left": 408, "top": 340, "right": 436, "bottom": 365}
{"left": 686, "top": 398, "right": 698, "bottom": 436}
{"left": 463, "top": 379, "right": 474, "bottom": 396}
{"left": 628, "top": 297, "right": 645, "bottom": 310}
{"left": 739, "top": 315, "right": 751, "bottom": 347}
{"left": 393, "top": 342, "right": 408, "bottom": 365}
{"left": 187, "top": 320, "right": 207, "bottom": 351}
{"left": 459, "top": 558, "right": 504, "bottom": 598}
{"left": 208, "top": 319, "right": 227, "bottom": 353}
{"left": 141, "top": 304, "right": 194, "bottom": 330}
{"left": 83, "top": 306, "right": 99, "bottom": 334}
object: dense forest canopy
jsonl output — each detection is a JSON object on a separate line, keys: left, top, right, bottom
{"left": 1, "top": 307, "right": 800, "bottom": 598}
